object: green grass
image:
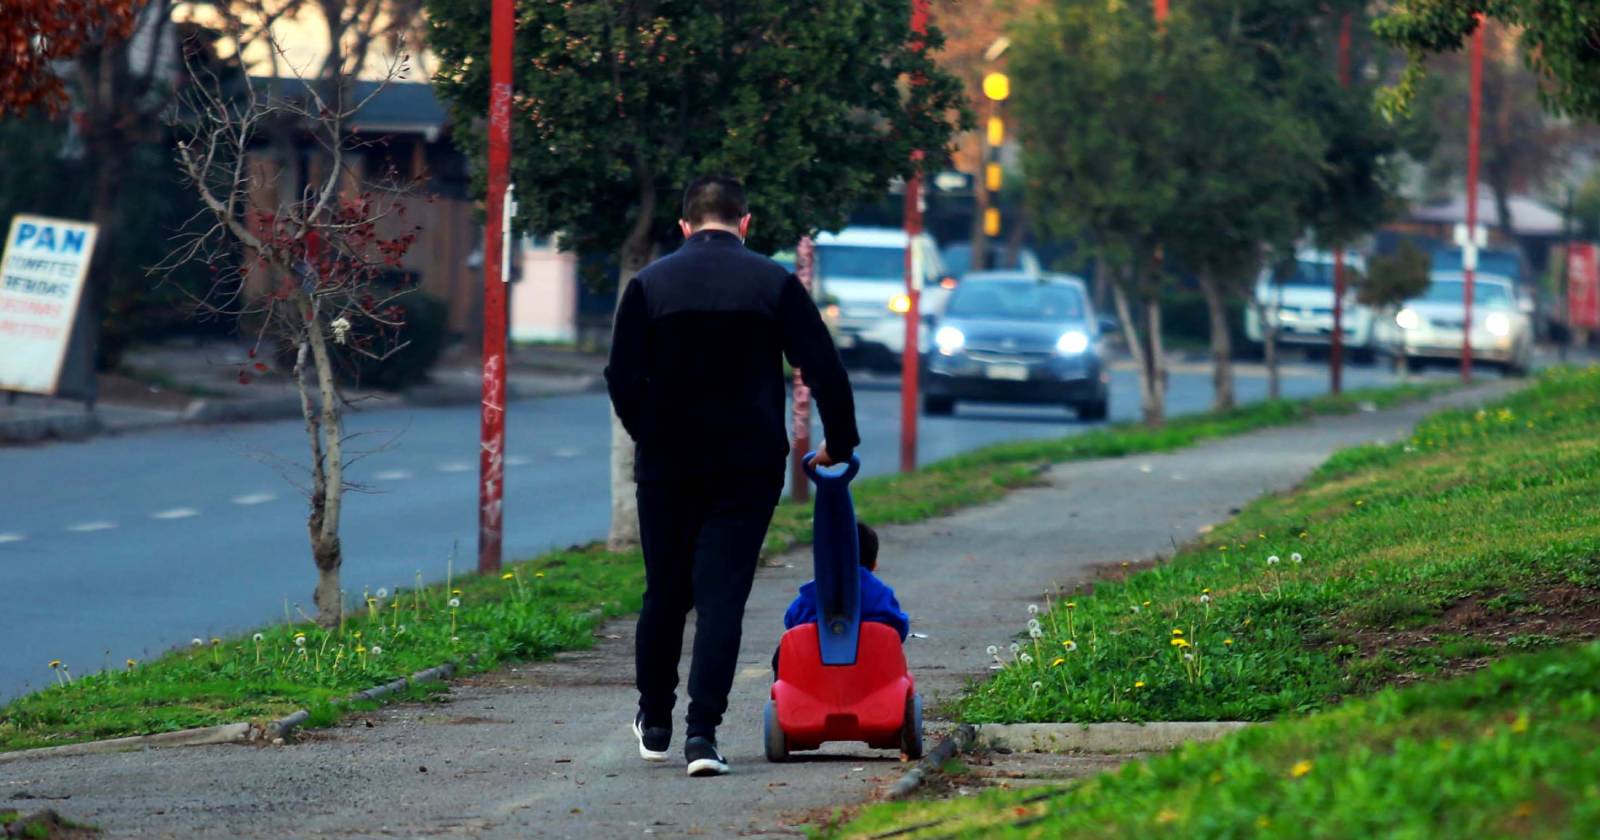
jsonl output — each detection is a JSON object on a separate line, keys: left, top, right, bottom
{"left": 823, "top": 640, "right": 1600, "bottom": 839}
{"left": 958, "top": 366, "right": 1600, "bottom": 724}
{"left": 0, "top": 809, "right": 98, "bottom": 838}
{"left": 0, "top": 381, "right": 1445, "bottom": 752}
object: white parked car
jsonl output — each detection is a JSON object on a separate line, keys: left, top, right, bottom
{"left": 1245, "top": 250, "right": 1378, "bottom": 361}
{"left": 814, "top": 227, "right": 952, "bottom": 371}
{"left": 1373, "top": 271, "right": 1533, "bottom": 375}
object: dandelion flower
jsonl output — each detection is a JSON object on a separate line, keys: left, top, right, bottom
{"left": 355, "top": 645, "right": 367, "bottom": 655}
{"left": 1134, "top": 680, "right": 1145, "bottom": 688}
{"left": 448, "top": 598, "right": 461, "bottom": 608}
{"left": 1299, "top": 531, "right": 1309, "bottom": 539}
{"left": 210, "top": 638, "right": 221, "bottom": 646}
{"left": 1290, "top": 759, "right": 1313, "bottom": 778}
{"left": 126, "top": 658, "right": 137, "bottom": 669}
{"left": 451, "top": 588, "right": 462, "bottom": 596}
{"left": 253, "top": 633, "right": 265, "bottom": 643}
{"left": 1171, "top": 629, "right": 1184, "bottom": 636}
{"left": 1029, "top": 627, "right": 1043, "bottom": 639}
{"left": 501, "top": 573, "right": 515, "bottom": 581}
{"left": 1027, "top": 604, "right": 1039, "bottom": 615}
{"left": 1051, "top": 657, "right": 1065, "bottom": 667}
{"left": 986, "top": 645, "right": 999, "bottom": 657}
{"left": 1202, "top": 588, "right": 1211, "bottom": 594}
{"left": 1031, "top": 681, "right": 1042, "bottom": 691}
{"left": 1142, "top": 601, "right": 1151, "bottom": 607}
{"left": 1170, "top": 638, "right": 1184, "bottom": 647}
{"left": 1224, "top": 639, "right": 1234, "bottom": 646}
{"left": 370, "top": 645, "right": 383, "bottom": 656}
{"left": 191, "top": 638, "right": 204, "bottom": 647}
{"left": 1267, "top": 555, "right": 1281, "bottom": 565}
{"left": 1062, "top": 640, "right": 1078, "bottom": 653}
{"left": 48, "top": 659, "right": 61, "bottom": 669}
{"left": 1290, "top": 553, "right": 1303, "bottom": 564}
{"left": 1065, "top": 602, "right": 1077, "bottom": 609}
{"left": 535, "top": 572, "right": 545, "bottom": 578}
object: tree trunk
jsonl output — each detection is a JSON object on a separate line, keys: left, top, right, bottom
{"left": 298, "top": 304, "right": 345, "bottom": 627}
{"left": 607, "top": 183, "right": 658, "bottom": 550}
{"left": 1145, "top": 296, "right": 1167, "bottom": 426}
{"left": 1261, "top": 282, "right": 1285, "bottom": 400}
{"left": 1111, "top": 279, "right": 1163, "bottom": 427}
{"left": 1198, "top": 271, "right": 1235, "bottom": 412}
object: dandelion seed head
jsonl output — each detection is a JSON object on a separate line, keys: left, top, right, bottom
{"left": 986, "top": 645, "right": 999, "bottom": 656}
{"left": 1290, "top": 553, "right": 1303, "bottom": 563}
{"left": 1200, "top": 594, "right": 1211, "bottom": 604}
{"left": 253, "top": 633, "right": 265, "bottom": 643}
{"left": 1183, "top": 652, "right": 1195, "bottom": 661}
{"left": 191, "top": 638, "right": 204, "bottom": 647}
{"left": 1062, "top": 640, "right": 1078, "bottom": 652}
{"left": 1029, "top": 627, "right": 1043, "bottom": 639}
{"left": 294, "top": 636, "right": 307, "bottom": 647}
{"left": 376, "top": 588, "right": 388, "bottom": 599}
{"left": 1267, "top": 555, "right": 1281, "bottom": 565}
{"left": 1027, "top": 618, "right": 1041, "bottom": 632}
{"left": 1009, "top": 643, "right": 1021, "bottom": 654}
{"left": 1031, "top": 681, "right": 1042, "bottom": 691}
{"left": 370, "top": 645, "right": 383, "bottom": 656}
{"left": 1027, "top": 604, "right": 1039, "bottom": 615}
{"left": 448, "top": 598, "right": 461, "bottom": 608}
{"left": 1019, "top": 653, "right": 1033, "bottom": 664}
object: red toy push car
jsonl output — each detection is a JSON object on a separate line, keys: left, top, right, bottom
{"left": 765, "top": 455, "right": 923, "bottom": 761}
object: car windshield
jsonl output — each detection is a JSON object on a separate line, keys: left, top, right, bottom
{"left": 1271, "top": 260, "right": 1339, "bottom": 288}
{"left": 1418, "top": 279, "right": 1513, "bottom": 307}
{"left": 946, "top": 281, "right": 1084, "bottom": 321}
{"left": 818, "top": 244, "right": 905, "bottom": 282}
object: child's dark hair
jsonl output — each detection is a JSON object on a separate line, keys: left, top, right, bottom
{"left": 857, "top": 522, "right": 879, "bottom": 570}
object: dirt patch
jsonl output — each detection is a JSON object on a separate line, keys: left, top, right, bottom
{"left": 2, "top": 809, "right": 99, "bottom": 839}
{"left": 1338, "top": 583, "right": 1600, "bottom": 686}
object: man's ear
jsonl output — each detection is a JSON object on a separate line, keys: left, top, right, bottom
{"left": 738, "top": 214, "right": 752, "bottom": 240}
{"left": 679, "top": 219, "right": 693, "bottom": 238}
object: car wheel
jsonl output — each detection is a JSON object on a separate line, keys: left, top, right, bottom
{"left": 1075, "top": 392, "right": 1109, "bottom": 421}
{"left": 922, "top": 395, "right": 956, "bottom": 416}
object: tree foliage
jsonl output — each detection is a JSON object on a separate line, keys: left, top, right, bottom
{"left": 0, "top": 0, "right": 147, "bottom": 116}
{"left": 1358, "top": 239, "right": 1431, "bottom": 309}
{"left": 1377, "top": 0, "right": 1600, "bottom": 121}
{"left": 426, "top": 0, "right": 969, "bottom": 265}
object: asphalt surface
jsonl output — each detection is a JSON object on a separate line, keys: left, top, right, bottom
{"left": 0, "top": 361, "right": 1414, "bottom": 700}
{"left": 2, "top": 381, "right": 1519, "bottom": 838}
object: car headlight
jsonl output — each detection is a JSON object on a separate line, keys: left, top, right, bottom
{"left": 1484, "top": 312, "right": 1511, "bottom": 337}
{"left": 1055, "top": 330, "right": 1090, "bottom": 355}
{"left": 934, "top": 325, "right": 965, "bottom": 356}
{"left": 1395, "top": 308, "right": 1420, "bottom": 330}
{"left": 888, "top": 294, "right": 911, "bottom": 314}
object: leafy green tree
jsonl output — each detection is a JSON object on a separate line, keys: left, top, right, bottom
{"left": 1377, "top": 1, "right": 1600, "bottom": 121}
{"left": 427, "top": 0, "right": 967, "bottom": 546}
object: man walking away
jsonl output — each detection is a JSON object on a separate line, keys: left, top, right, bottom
{"left": 606, "top": 175, "right": 860, "bottom": 777}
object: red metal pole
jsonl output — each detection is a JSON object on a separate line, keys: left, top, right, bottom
{"left": 1463, "top": 15, "right": 1482, "bottom": 384}
{"left": 900, "top": 0, "right": 928, "bottom": 474}
{"left": 1154, "top": 0, "right": 1168, "bottom": 21}
{"left": 478, "top": 0, "right": 513, "bottom": 574}
{"left": 790, "top": 235, "right": 816, "bottom": 502}
{"left": 1330, "top": 12, "right": 1351, "bottom": 396}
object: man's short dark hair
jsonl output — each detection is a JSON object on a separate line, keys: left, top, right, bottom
{"left": 682, "top": 175, "right": 748, "bottom": 226}
{"left": 857, "top": 522, "right": 879, "bottom": 571}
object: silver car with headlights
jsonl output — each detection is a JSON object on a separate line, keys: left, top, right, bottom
{"left": 1375, "top": 271, "right": 1533, "bottom": 375}
{"left": 921, "top": 272, "right": 1112, "bottom": 419}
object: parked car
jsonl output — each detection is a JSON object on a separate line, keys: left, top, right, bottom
{"left": 1373, "top": 271, "right": 1533, "bottom": 375}
{"left": 921, "top": 271, "right": 1112, "bottom": 420}
{"left": 940, "top": 241, "right": 1042, "bottom": 280}
{"left": 1245, "top": 250, "right": 1378, "bottom": 362}
{"left": 813, "top": 227, "right": 951, "bottom": 371}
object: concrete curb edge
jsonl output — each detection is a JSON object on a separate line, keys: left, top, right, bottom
{"left": 976, "top": 721, "right": 1256, "bottom": 754}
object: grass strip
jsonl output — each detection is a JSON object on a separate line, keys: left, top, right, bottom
{"left": 823, "top": 639, "right": 1600, "bottom": 838}
{"left": 956, "top": 366, "right": 1598, "bottom": 725}
{"left": 0, "top": 381, "right": 1447, "bottom": 752}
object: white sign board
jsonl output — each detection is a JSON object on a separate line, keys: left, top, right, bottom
{"left": 0, "top": 215, "right": 97, "bottom": 395}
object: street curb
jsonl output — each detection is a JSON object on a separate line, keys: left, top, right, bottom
{"left": 0, "top": 410, "right": 100, "bottom": 444}
{"left": 885, "top": 724, "right": 977, "bottom": 800}
{"left": 0, "top": 723, "right": 257, "bottom": 764}
{"left": 975, "top": 721, "right": 1255, "bottom": 754}
{"left": 265, "top": 662, "right": 460, "bottom": 742}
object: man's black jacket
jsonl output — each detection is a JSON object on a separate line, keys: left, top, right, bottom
{"left": 605, "top": 229, "right": 859, "bottom": 483}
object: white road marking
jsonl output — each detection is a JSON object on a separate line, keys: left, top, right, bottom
{"left": 0, "top": 533, "right": 25, "bottom": 544}
{"left": 552, "top": 448, "right": 582, "bottom": 459}
{"left": 437, "top": 461, "right": 473, "bottom": 473}
{"left": 152, "top": 507, "right": 200, "bottom": 520}
{"left": 506, "top": 455, "right": 531, "bottom": 467}
{"left": 66, "top": 521, "right": 117, "bottom": 533}
{"left": 232, "top": 492, "right": 277, "bottom": 506}
{"left": 376, "top": 469, "right": 414, "bottom": 481}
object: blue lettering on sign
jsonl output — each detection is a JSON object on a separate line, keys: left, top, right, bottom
{"left": 13, "top": 221, "right": 87, "bottom": 254}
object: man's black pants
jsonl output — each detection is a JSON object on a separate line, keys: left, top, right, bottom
{"left": 635, "top": 472, "right": 780, "bottom": 739}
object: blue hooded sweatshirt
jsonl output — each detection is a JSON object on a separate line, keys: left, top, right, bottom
{"left": 784, "top": 567, "right": 910, "bottom": 642}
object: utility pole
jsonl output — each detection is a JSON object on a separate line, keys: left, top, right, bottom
{"left": 790, "top": 235, "right": 816, "bottom": 502}
{"left": 900, "top": 0, "right": 929, "bottom": 474}
{"left": 1462, "top": 14, "right": 1484, "bottom": 384}
{"left": 1330, "top": 12, "right": 1352, "bottom": 395}
{"left": 478, "top": 0, "right": 513, "bottom": 574}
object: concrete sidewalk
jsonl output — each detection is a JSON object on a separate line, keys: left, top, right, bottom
{"left": 6, "top": 382, "right": 1519, "bottom": 839}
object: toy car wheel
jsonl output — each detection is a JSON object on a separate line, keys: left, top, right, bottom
{"left": 764, "top": 699, "right": 789, "bottom": 762}
{"left": 900, "top": 692, "right": 924, "bottom": 760}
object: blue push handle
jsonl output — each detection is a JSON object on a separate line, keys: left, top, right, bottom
{"left": 803, "top": 452, "right": 862, "bottom": 666}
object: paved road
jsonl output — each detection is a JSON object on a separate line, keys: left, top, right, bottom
{"left": 0, "top": 361, "right": 1411, "bottom": 700}
{"left": 5, "top": 382, "right": 1518, "bottom": 839}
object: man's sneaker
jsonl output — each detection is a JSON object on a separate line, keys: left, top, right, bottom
{"left": 684, "top": 735, "right": 730, "bottom": 777}
{"left": 632, "top": 712, "right": 670, "bottom": 762}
